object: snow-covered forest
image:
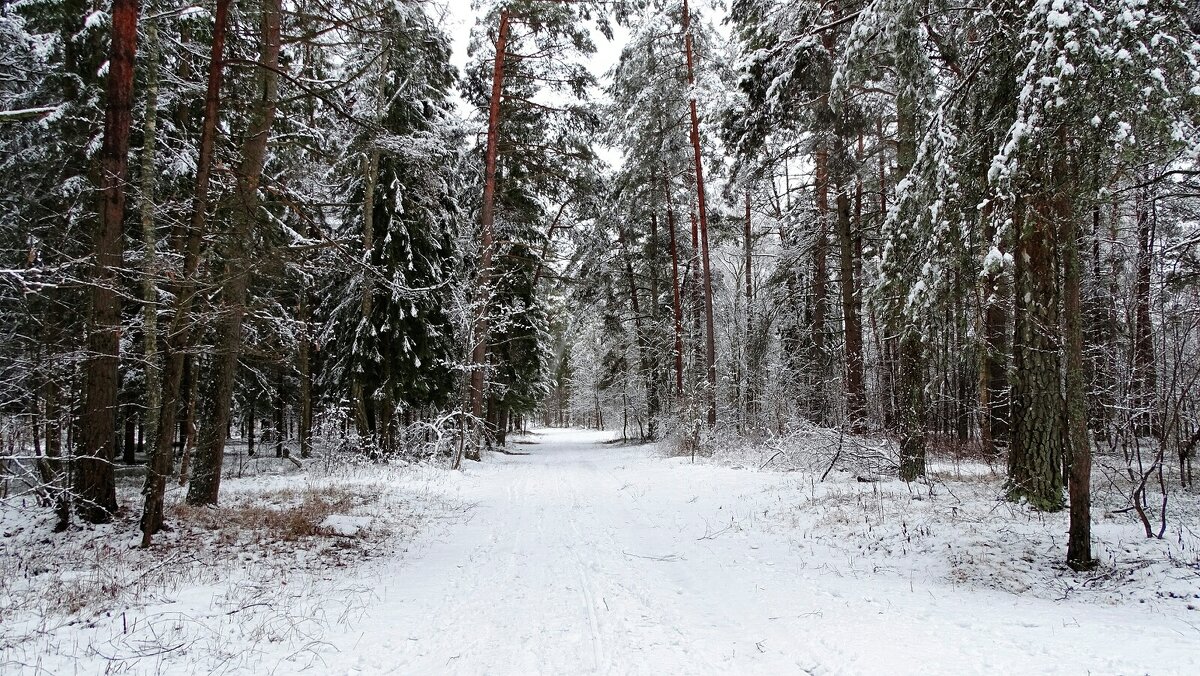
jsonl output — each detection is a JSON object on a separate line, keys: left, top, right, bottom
{"left": 2, "top": 0, "right": 1200, "bottom": 673}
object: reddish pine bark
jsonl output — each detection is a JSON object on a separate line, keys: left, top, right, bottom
{"left": 463, "top": 10, "right": 511, "bottom": 467}
{"left": 77, "top": 0, "right": 140, "bottom": 523}
{"left": 665, "top": 179, "right": 685, "bottom": 396}
{"left": 681, "top": 0, "right": 717, "bottom": 426}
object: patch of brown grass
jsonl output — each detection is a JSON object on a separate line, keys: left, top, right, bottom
{"left": 173, "top": 484, "right": 375, "bottom": 542}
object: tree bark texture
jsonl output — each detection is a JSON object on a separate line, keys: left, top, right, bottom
{"left": 1132, "top": 187, "right": 1157, "bottom": 437}
{"left": 743, "top": 191, "right": 758, "bottom": 425}
{"left": 77, "top": 0, "right": 139, "bottom": 523}
{"left": 188, "top": 0, "right": 281, "bottom": 506}
{"left": 893, "top": 11, "right": 926, "bottom": 479}
{"left": 1009, "top": 195, "right": 1065, "bottom": 511}
{"left": 1064, "top": 182, "right": 1094, "bottom": 570}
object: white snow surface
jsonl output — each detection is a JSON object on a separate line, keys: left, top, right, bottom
{"left": 4, "top": 428, "right": 1198, "bottom": 674}
{"left": 319, "top": 514, "right": 374, "bottom": 537}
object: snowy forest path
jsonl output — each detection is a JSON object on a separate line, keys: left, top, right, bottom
{"left": 319, "top": 428, "right": 1198, "bottom": 675}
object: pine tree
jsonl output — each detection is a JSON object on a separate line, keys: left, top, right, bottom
{"left": 462, "top": 0, "right": 613, "bottom": 453}
{"left": 76, "top": 0, "right": 140, "bottom": 522}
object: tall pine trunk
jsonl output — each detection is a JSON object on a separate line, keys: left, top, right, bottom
{"left": 646, "top": 207, "right": 663, "bottom": 437}
{"left": 618, "top": 221, "right": 653, "bottom": 440}
{"left": 77, "top": 0, "right": 139, "bottom": 523}
{"left": 463, "top": 10, "right": 511, "bottom": 466}
{"left": 682, "top": 0, "right": 717, "bottom": 427}
{"left": 1132, "top": 186, "right": 1157, "bottom": 438}
{"left": 137, "top": 14, "right": 163, "bottom": 527}
{"left": 894, "top": 2, "right": 926, "bottom": 479}
{"left": 142, "top": 0, "right": 231, "bottom": 541}
{"left": 352, "top": 48, "right": 392, "bottom": 440}
{"left": 1008, "top": 189, "right": 1065, "bottom": 511}
{"left": 811, "top": 147, "right": 830, "bottom": 421}
{"left": 188, "top": 0, "right": 281, "bottom": 506}
{"left": 1065, "top": 195, "right": 1095, "bottom": 570}
{"left": 743, "top": 191, "right": 758, "bottom": 427}
{"left": 665, "top": 178, "right": 685, "bottom": 397}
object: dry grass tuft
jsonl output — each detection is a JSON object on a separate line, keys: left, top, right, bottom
{"left": 173, "top": 484, "right": 375, "bottom": 542}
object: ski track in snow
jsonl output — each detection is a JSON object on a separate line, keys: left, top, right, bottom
{"left": 289, "top": 427, "right": 1200, "bottom": 676}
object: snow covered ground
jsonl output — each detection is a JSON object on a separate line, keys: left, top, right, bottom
{"left": 3, "top": 427, "right": 1198, "bottom": 674}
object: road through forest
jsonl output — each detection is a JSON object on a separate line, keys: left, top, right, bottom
{"left": 321, "top": 428, "right": 1196, "bottom": 675}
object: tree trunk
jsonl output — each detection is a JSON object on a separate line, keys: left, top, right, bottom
{"left": 876, "top": 120, "right": 897, "bottom": 429}
{"left": 123, "top": 415, "right": 136, "bottom": 464}
{"left": 837, "top": 182, "right": 865, "bottom": 426}
{"left": 743, "top": 191, "right": 757, "bottom": 426}
{"left": 354, "top": 45, "right": 390, "bottom": 439}
{"left": 811, "top": 146, "right": 831, "bottom": 421}
{"left": 690, "top": 211, "right": 703, "bottom": 392}
{"left": 247, "top": 409, "right": 256, "bottom": 457}
{"left": 188, "top": 0, "right": 281, "bottom": 506}
{"left": 665, "top": 178, "right": 685, "bottom": 397}
{"left": 179, "top": 357, "right": 198, "bottom": 485}
{"left": 898, "top": 332, "right": 926, "bottom": 481}
{"left": 893, "top": 9, "right": 925, "bottom": 479}
{"left": 353, "top": 147, "right": 380, "bottom": 439}
{"left": 275, "top": 365, "right": 286, "bottom": 458}
{"left": 1064, "top": 186, "right": 1094, "bottom": 570}
{"left": 41, "top": 379, "right": 69, "bottom": 531}
{"left": 464, "top": 10, "right": 511, "bottom": 466}
{"left": 646, "top": 205, "right": 662, "bottom": 438}
{"left": 1132, "top": 185, "right": 1157, "bottom": 438}
{"left": 1008, "top": 193, "right": 1065, "bottom": 511}
{"left": 1084, "top": 206, "right": 1115, "bottom": 435}
{"left": 681, "top": 0, "right": 716, "bottom": 427}
{"left": 299, "top": 289, "right": 313, "bottom": 459}
{"left": 77, "top": 0, "right": 139, "bottom": 523}
{"left": 143, "top": 0, "right": 231, "bottom": 542}
{"left": 618, "top": 220, "right": 655, "bottom": 439}
{"left": 139, "top": 16, "right": 162, "bottom": 479}
{"left": 497, "top": 406, "right": 509, "bottom": 447}
{"left": 980, "top": 173, "right": 1011, "bottom": 455}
